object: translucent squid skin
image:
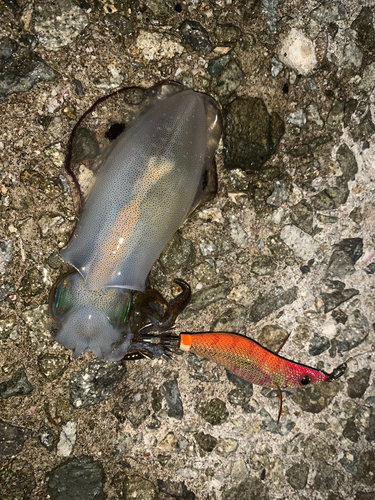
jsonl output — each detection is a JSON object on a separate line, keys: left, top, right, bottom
{"left": 50, "top": 83, "right": 223, "bottom": 361}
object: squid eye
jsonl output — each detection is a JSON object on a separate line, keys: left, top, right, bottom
{"left": 301, "top": 375, "right": 311, "bottom": 385}
{"left": 53, "top": 276, "right": 74, "bottom": 317}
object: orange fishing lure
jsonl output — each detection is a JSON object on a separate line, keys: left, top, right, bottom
{"left": 160, "top": 331, "right": 346, "bottom": 421}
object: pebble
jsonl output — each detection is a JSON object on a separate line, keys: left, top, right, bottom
{"left": 290, "top": 200, "right": 314, "bottom": 234}
{"left": 287, "top": 109, "right": 307, "bottom": 128}
{"left": 0, "top": 367, "right": 33, "bottom": 398}
{"left": 343, "top": 41, "right": 363, "bottom": 68}
{"left": 158, "top": 480, "right": 195, "bottom": 500}
{"left": 223, "top": 97, "right": 284, "bottom": 170}
{"left": 194, "top": 431, "right": 217, "bottom": 452}
{"left": 261, "top": 0, "right": 279, "bottom": 33}
{"left": 271, "top": 58, "right": 283, "bottom": 77}
{"left": 186, "top": 281, "right": 232, "bottom": 313}
{"left": 257, "top": 324, "right": 289, "bottom": 352}
{"left": 215, "top": 23, "right": 241, "bottom": 45}
{"left": 38, "top": 425, "right": 56, "bottom": 451}
{"left": 249, "top": 286, "right": 298, "bottom": 322}
{"left": 179, "top": 20, "right": 212, "bottom": 54}
{"left": 38, "top": 214, "right": 64, "bottom": 238}
{"left": 0, "top": 37, "right": 58, "bottom": 95}
{"left": 326, "top": 250, "right": 356, "bottom": 279}
{"left": 336, "top": 144, "right": 358, "bottom": 182}
{"left": 228, "top": 215, "right": 248, "bottom": 248}
{"left": 250, "top": 256, "right": 277, "bottom": 276}
{"left": 199, "top": 237, "right": 216, "bottom": 256}
{"left": 196, "top": 398, "right": 229, "bottom": 425}
{"left": 311, "top": 1, "right": 346, "bottom": 23}
{"left": 37, "top": 353, "right": 70, "bottom": 380}
{"left": 359, "top": 62, "right": 375, "bottom": 92}
{"left": 314, "top": 462, "right": 344, "bottom": 492}
{"left": 223, "top": 478, "right": 268, "bottom": 500}
{"left": 266, "top": 180, "right": 288, "bottom": 207}
{"left": 159, "top": 232, "right": 196, "bottom": 270}
{"left": 306, "top": 103, "right": 324, "bottom": 129}
{"left": 123, "top": 475, "right": 157, "bottom": 500}
{"left": 354, "top": 450, "right": 375, "bottom": 487}
{"left": 0, "top": 419, "right": 29, "bottom": 459}
{"left": 0, "top": 240, "right": 12, "bottom": 274}
{"left": 230, "top": 458, "right": 248, "bottom": 482}
{"left": 308, "top": 334, "right": 330, "bottom": 355}
{"left": 291, "top": 381, "right": 340, "bottom": 413}
{"left": 216, "top": 438, "right": 238, "bottom": 456}
{"left": 136, "top": 31, "right": 184, "bottom": 60}
{"left": 47, "top": 455, "right": 105, "bottom": 500}
{"left": 285, "top": 461, "right": 309, "bottom": 490}
{"left": 280, "top": 224, "right": 318, "bottom": 260}
{"left": 347, "top": 368, "right": 372, "bottom": 399}
{"left": 57, "top": 421, "right": 77, "bottom": 457}
{"left": 333, "top": 309, "right": 369, "bottom": 353}
{"left": 114, "top": 390, "right": 150, "bottom": 428}
{"left": 327, "top": 100, "right": 345, "bottom": 129}
{"left": 208, "top": 54, "right": 230, "bottom": 77}
{"left": 18, "top": 268, "right": 44, "bottom": 298}
{"left": 34, "top": 0, "right": 88, "bottom": 51}
{"left": 215, "top": 60, "right": 243, "bottom": 96}
{"left": 279, "top": 29, "right": 317, "bottom": 75}
{"left": 70, "top": 359, "right": 126, "bottom": 408}
{"left": 160, "top": 379, "right": 184, "bottom": 420}
{"left": 211, "top": 304, "right": 248, "bottom": 332}
{"left": 321, "top": 288, "right": 359, "bottom": 314}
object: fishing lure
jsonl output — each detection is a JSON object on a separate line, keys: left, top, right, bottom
{"left": 49, "top": 82, "right": 222, "bottom": 361}
{"left": 159, "top": 332, "right": 346, "bottom": 421}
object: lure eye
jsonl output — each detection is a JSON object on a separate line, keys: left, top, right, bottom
{"left": 301, "top": 375, "right": 311, "bottom": 385}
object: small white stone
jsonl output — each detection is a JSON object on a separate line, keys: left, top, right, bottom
{"left": 322, "top": 319, "right": 337, "bottom": 337}
{"left": 228, "top": 284, "right": 252, "bottom": 305}
{"left": 289, "top": 185, "right": 303, "bottom": 205}
{"left": 306, "top": 103, "right": 324, "bottom": 129}
{"left": 48, "top": 98, "right": 60, "bottom": 114}
{"left": 279, "top": 29, "right": 317, "bottom": 75}
{"left": 287, "top": 109, "right": 307, "bottom": 128}
{"left": 57, "top": 421, "right": 77, "bottom": 457}
{"left": 271, "top": 58, "right": 283, "bottom": 77}
{"left": 343, "top": 41, "right": 363, "bottom": 69}
{"left": 198, "top": 207, "right": 224, "bottom": 223}
{"left": 136, "top": 31, "right": 184, "bottom": 61}
{"left": 176, "top": 468, "right": 198, "bottom": 479}
{"left": 267, "top": 207, "right": 284, "bottom": 225}
{"left": 44, "top": 143, "right": 64, "bottom": 168}
{"left": 228, "top": 215, "right": 248, "bottom": 248}
{"left": 280, "top": 224, "right": 318, "bottom": 260}
{"left": 359, "top": 62, "right": 375, "bottom": 92}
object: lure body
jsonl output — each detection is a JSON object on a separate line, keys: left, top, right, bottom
{"left": 50, "top": 83, "right": 222, "bottom": 361}
{"left": 179, "top": 332, "right": 329, "bottom": 389}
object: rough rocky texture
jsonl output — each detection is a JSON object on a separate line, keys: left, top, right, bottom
{"left": 0, "top": 37, "right": 58, "bottom": 96}
{"left": 0, "top": 0, "right": 374, "bottom": 499}
{"left": 223, "top": 97, "right": 284, "bottom": 170}
{"left": 47, "top": 455, "right": 105, "bottom": 500}
{"left": 0, "top": 419, "right": 29, "bottom": 460}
